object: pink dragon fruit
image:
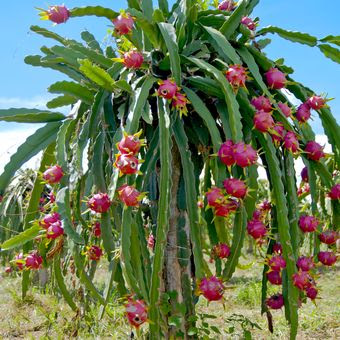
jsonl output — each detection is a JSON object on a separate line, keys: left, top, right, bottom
{"left": 265, "top": 68, "right": 287, "bottom": 89}
{"left": 172, "top": 92, "right": 189, "bottom": 117}
{"left": 292, "top": 271, "right": 313, "bottom": 290}
{"left": 113, "top": 14, "right": 134, "bottom": 35}
{"left": 278, "top": 102, "right": 292, "bottom": 118}
{"left": 157, "top": 79, "right": 178, "bottom": 99}
{"left": 92, "top": 222, "right": 101, "bottom": 238}
{"left": 268, "top": 255, "right": 286, "bottom": 271}
{"left": 218, "top": 0, "right": 236, "bottom": 11}
{"left": 218, "top": 140, "right": 235, "bottom": 167}
{"left": 298, "top": 215, "right": 319, "bottom": 233}
{"left": 223, "top": 178, "right": 247, "bottom": 199}
{"left": 88, "top": 193, "right": 111, "bottom": 213}
{"left": 118, "top": 131, "right": 143, "bottom": 155}
{"left": 40, "top": 212, "right": 61, "bottom": 229}
{"left": 247, "top": 219, "right": 267, "bottom": 239}
{"left": 296, "top": 103, "right": 311, "bottom": 123}
{"left": 305, "top": 141, "right": 325, "bottom": 161}
{"left": 254, "top": 110, "right": 275, "bottom": 133}
{"left": 240, "top": 16, "right": 256, "bottom": 31}
{"left": 271, "top": 122, "right": 286, "bottom": 144}
{"left": 307, "top": 95, "right": 327, "bottom": 110}
{"left": 206, "top": 187, "right": 225, "bottom": 208}
{"left": 306, "top": 286, "right": 318, "bottom": 300}
{"left": 251, "top": 96, "right": 272, "bottom": 112}
{"left": 226, "top": 64, "right": 248, "bottom": 90}
{"left": 43, "top": 165, "right": 64, "bottom": 184}
{"left": 328, "top": 184, "right": 340, "bottom": 200}
{"left": 301, "top": 167, "right": 309, "bottom": 182}
{"left": 123, "top": 51, "right": 144, "bottom": 69}
{"left": 232, "top": 142, "right": 258, "bottom": 168}
{"left": 5, "top": 266, "right": 12, "bottom": 274}
{"left": 39, "top": 5, "right": 70, "bottom": 24}
{"left": 198, "top": 276, "right": 225, "bottom": 302}
{"left": 49, "top": 192, "right": 56, "bottom": 203}
{"left": 14, "top": 253, "right": 24, "bottom": 270}
{"left": 212, "top": 243, "right": 231, "bottom": 259}
{"left": 266, "top": 270, "right": 282, "bottom": 285}
{"left": 114, "top": 153, "right": 140, "bottom": 176}
{"left": 87, "top": 245, "right": 103, "bottom": 261}
{"left": 215, "top": 199, "right": 239, "bottom": 217}
{"left": 296, "top": 256, "right": 315, "bottom": 272}
{"left": 125, "top": 298, "right": 148, "bottom": 328}
{"left": 283, "top": 131, "right": 299, "bottom": 153}
{"left": 252, "top": 209, "right": 263, "bottom": 221}
{"left": 317, "top": 251, "right": 337, "bottom": 266}
{"left": 25, "top": 251, "right": 43, "bottom": 270}
{"left": 266, "top": 294, "right": 284, "bottom": 309}
{"left": 46, "top": 221, "right": 64, "bottom": 240}
{"left": 318, "top": 230, "right": 338, "bottom": 245}
{"left": 147, "top": 234, "right": 155, "bottom": 250}
{"left": 260, "top": 200, "right": 271, "bottom": 211}
{"left": 118, "top": 184, "right": 145, "bottom": 207}
{"left": 273, "top": 242, "right": 283, "bottom": 255}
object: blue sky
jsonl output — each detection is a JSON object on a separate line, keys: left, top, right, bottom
{"left": 0, "top": 0, "right": 339, "bottom": 138}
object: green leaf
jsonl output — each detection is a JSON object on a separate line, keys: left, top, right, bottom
{"left": 48, "top": 81, "right": 94, "bottom": 104}
{"left": 158, "top": 23, "right": 181, "bottom": 85}
{"left": 46, "top": 95, "right": 78, "bottom": 109}
{"left": 30, "top": 25, "right": 66, "bottom": 45}
{"left": 318, "top": 44, "right": 340, "bottom": 64}
{"left": 81, "top": 30, "right": 103, "bottom": 52}
{"left": 220, "top": 0, "right": 247, "bottom": 38}
{"left": 187, "top": 76, "right": 223, "bottom": 98}
{"left": 0, "top": 108, "right": 65, "bottom": 123}
{"left": 70, "top": 6, "right": 118, "bottom": 19}
{"left": 319, "top": 35, "right": 340, "bottom": 47}
{"left": 158, "top": 0, "right": 169, "bottom": 15}
{"left": 202, "top": 25, "right": 241, "bottom": 64}
{"left": 141, "top": 0, "right": 153, "bottom": 22}
{"left": 0, "top": 224, "right": 40, "bottom": 251}
{"left": 256, "top": 26, "right": 317, "bottom": 46}
{"left": 0, "top": 122, "right": 61, "bottom": 195}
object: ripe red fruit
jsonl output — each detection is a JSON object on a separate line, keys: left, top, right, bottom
{"left": 123, "top": 51, "right": 144, "bottom": 69}
{"left": 301, "top": 167, "right": 309, "bottom": 182}
{"left": 254, "top": 110, "right": 275, "bottom": 133}
{"left": 157, "top": 79, "right": 178, "bottom": 99}
{"left": 298, "top": 215, "right": 319, "bottom": 233}
{"left": 147, "top": 234, "right": 155, "bottom": 250}
{"left": 232, "top": 142, "right": 258, "bottom": 168}
{"left": 198, "top": 276, "right": 224, "bottom": 301}
{"left": 305, "top": 141, "right": 325, "bottom": 161}
{"left": 273, "top": 243, "right": 283, "bottom": 255}
{"left": 226, "top": 64, "right": 248, "bottom": 90}
{"left": 14, "top": 253, "right": 24, "bottom": 270}
{"left": 252, "top": 209, "right": 263, "bottom": 221}
{"left": 5, "top": 266, "right": 12, "bottom": 274}
{"left": 266, "top": 270, "right": 282, "bottom": 285}
{"left": 328, "top": 184, "right": 340, "bottom": 200}
{"left": 206, "top": 187, "right": 224, "bottom": 208}
{"left": 172, "top": 92, "right": 189, "bottom": 117}
{"left": 40, "top": 212, "right": 61, "bottom": 229}
{"left": 306, "top": 286, "right": 318, "bottom": 300}
{"left": 218, "top": 140, "right": 235, "bottom": 166}
{"left": 87, "top": 245, "right": 103, "bottom": 261}
{"left": 247, "top": 219, "right": 267, "bottom": 239}
{"left": 92, "top": 222, "right": 101, "bottom": 238}
{"left": 307, "top": 95, "right": 327, "bottom": 110}
{"left": 125, "top": 298, "right": 148, "bottom": 328}
{"left": 283, "top": 131, "right": 299, "bottom": 153}
{"left": 49, "top": 192, "right": 56, "bottom": 203}
{"left": 88, "top": 193, "right": 111, "bottom": 213}
{"left": 25, "top": 251, "right": 43, "bottom": 270}
{"left": 46, "top": 221, "right": 64, "bottom": 240}
{"left": 292, "top": 271, "right": 313, "bottom": 290}
{"left": 271, "top": 122, "right": 286, "bottom": 144}
{"left": 318, "top": 230, "right": 338, "bottom": 245}
{"left": 43, "top": 165, "right": 64, "bottom": 184}
{"left": 212, "top": 243, "right": 231, "bottom": 259}
{"left": 218, "top": 0, "right": 236, "bottom": 11}
{"left": 266, "top": 294, "right": 284, "bottom": 309}
{"left": 296, "top": 256, "right": 315, "bottom": 272}
{"left": 278, "top": 102, "right": 292, "bottom": 118}
{"left": 112, "top": 14, "right": 134, "bottom": 35}
{"left": 260, "top": 200, "right": 271, "bottom": 211}
{"left": 240, "top": 16, "right": 256, "bottom": 31}
{"left": 223, "top": 178, "right": 247, "bottom": 199}
{"left": 114, "top": 153, "right": 139, "bottom": 176}
{"left": 117, "top": 132, "right": 143, "bottom": 155}
{"left": 251, "top": 96, "right": 272, "bottom": 112}
{"left": 118, "top": 184, "right": 144, "bottom": 207}
{"left": 40, "top": 5, "right": 70, "bottom": 24}
{"left": 317, "top": 251, "right": 337, "bottom": 266}
{"left": 265, "top": 68, "right": 287, "bottom": 89}
{"left": 268, "top": 255, "right": 286, "bottom": 271}
{"left": 296, "top": 103, "right": 311, "bottom": 123}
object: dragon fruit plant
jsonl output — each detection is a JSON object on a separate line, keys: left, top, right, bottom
{"left": 0, "top": 0, "right": 339, "bottom": 339}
